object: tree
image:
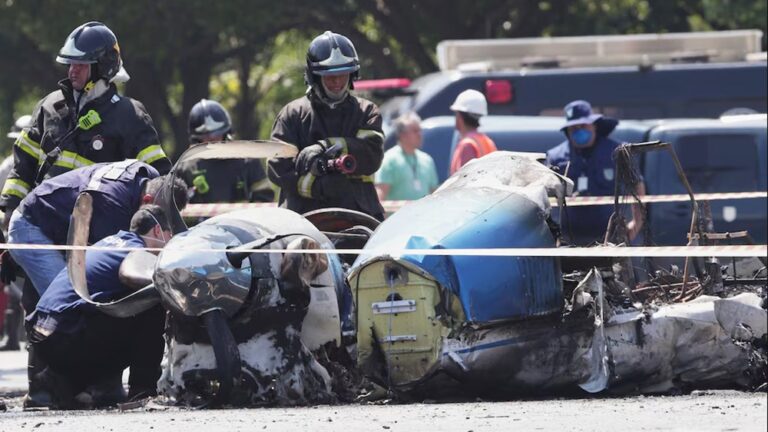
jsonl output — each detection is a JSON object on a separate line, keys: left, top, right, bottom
{"left": 0, "top": 0, "right": 764, "bottom": 157}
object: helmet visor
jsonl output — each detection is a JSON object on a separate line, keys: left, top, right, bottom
{"left": 309, "top": 38, "right": 357, "bottom": 64}
{"left": 56, "top": 34, "right": 98, "bottom": 64}
{"left": 56, "top": 55, "right": 96, "bottom": 65}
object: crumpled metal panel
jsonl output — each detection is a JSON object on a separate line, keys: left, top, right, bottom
{"left": 155, "top": 222, "right": 254, "bottom": 317}
{"left": 352, "top": 153, "right": 565, "bottom": 322}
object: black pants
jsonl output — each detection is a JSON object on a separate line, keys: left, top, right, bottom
{"left": 34, "top": 305, "right": 166, "bottom": 394}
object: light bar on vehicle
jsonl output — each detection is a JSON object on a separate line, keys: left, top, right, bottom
{"left": 437, "top": 30, "right": 764, "bottom": 72}
{"left": 355, "top": 78, "right": 412, "bottom": 91}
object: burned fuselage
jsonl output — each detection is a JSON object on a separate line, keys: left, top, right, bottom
{"left": 153, "top": 208, "right": 349, "bottom": 406}
{"left": 350, "top": 151, "right": 767, "bottom": 397}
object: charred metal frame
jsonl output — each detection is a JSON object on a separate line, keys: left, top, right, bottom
{"left": 606, "top": 141, "right": 700, "bottom": 296}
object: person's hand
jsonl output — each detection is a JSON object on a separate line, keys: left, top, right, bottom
{"left": 627, "top": 219, "right": 640, "bottom": 242}
{"left": 0, "top": 251, "right": 17, "bottom": 284}
{"left": 2, "top": 208, "right": 13, "bottom": 234}
{"left": 295, "top": 144, "right": 326, "bottom": 176}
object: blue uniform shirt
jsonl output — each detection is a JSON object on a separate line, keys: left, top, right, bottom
{"left": 19, "top": 160, "right": 158, "bottom": 245}
{"left": 546, "top": 135, "right": 621, "bottom": 244}
{"left": 29, "top": 230, "right": 145, "bottom": 334}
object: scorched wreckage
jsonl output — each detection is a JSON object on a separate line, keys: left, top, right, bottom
{"left": 66, "top": 140, "right": 767, "bottom": 407}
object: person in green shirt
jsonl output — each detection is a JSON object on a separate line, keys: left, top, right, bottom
{"left": 375, "top": 112, "right": 439, "bottom": 201}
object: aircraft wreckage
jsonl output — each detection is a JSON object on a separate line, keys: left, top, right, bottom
{"left": 67, "top": 142, "right": 766, "bottom": 407}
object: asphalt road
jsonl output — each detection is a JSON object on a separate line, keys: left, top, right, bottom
{"left": 1, "top": 345, "right": 766, "bottom": 431}
{"left": 0, "top": 390, "right": 765, "bottom": 431}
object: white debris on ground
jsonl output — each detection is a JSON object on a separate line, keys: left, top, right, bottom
{"left": 583, "top": 270, "right": 768, "bottom": 394}
{"left": 158, "top": 326, "right": 333, "bottom": 406}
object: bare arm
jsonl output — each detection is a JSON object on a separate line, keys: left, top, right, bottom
{"left": 375, "top": 183, "right": 390, "bottom": 201}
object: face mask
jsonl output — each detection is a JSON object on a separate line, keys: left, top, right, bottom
{"left": 144, "top": 211, "right": 168, "bottom": 245}
{"left": 570, "top": 128, "right": 594, "bottom": 147}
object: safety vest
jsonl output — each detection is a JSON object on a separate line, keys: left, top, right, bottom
{"left": 450, "top": 132, "right": 498, "bottom": 174}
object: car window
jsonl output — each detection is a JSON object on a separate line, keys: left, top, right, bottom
{"left": 666, "top": 134, "right": 760, "bottom": 193}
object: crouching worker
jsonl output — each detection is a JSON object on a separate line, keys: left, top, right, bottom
{"left": 25, "top": 205, "right": 172, "bottom": 409}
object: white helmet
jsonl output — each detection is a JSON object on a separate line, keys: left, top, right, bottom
{"left": 450, "top": 89, "right": 488, "bottom": 117}
{"left": 7, "top": 114, "right": 33, "bottom": 140}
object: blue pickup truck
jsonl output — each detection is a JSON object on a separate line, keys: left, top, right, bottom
{"left": 414, "top": 114, "right": 767, "bottom": 246}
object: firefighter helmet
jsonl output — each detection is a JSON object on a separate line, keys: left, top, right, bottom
{"left": 304, "top": 31, "right": 360, "bottom": 104}
{"left": 56, "top": 21, "right": 127, "bottom": 82}
{"left": 188, "top": 99, "right": 232, "bottom": 143}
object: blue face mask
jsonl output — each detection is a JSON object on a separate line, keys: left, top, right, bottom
{"left": 570, "top": 128, "right": 594, "bottom": 147}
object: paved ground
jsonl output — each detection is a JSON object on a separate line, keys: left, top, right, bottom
{"left": 1, "top": 346, "right": 766, "bottom": 431}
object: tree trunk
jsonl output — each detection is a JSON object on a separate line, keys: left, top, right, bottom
{"left": 235, "top": 49, "right": 258, "bottom": 140}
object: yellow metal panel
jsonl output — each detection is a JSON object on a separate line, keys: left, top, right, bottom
{"left": 353, "top": 260, "right": 445, "bottom": 386}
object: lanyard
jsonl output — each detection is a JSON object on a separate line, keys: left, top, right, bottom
{"left": 405, "top": 152, "right": 418, "bottom": 179}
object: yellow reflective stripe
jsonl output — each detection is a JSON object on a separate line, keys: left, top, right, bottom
{"left": 297, "top": 173, "right": 316, "bottom": 198}
{"left": 15, "top": 131, "right": 44, "bottom": 161}
{"left": 137, "top": 145, "right": 167, "bottom": 164}
{"left": 1, "top": 179, "right": 31, "bottom": 199}
{"left": 54, "top": 151, "right": 94, "bottom": 169}
{"left": 327, "top": 137, "right": 348, "bottom": 154}
{"left": 249, "top": 178, "right": 272, "bottom": 192}
{"left": 348, "top": 174, "right": 374, "bottom": 183}
{"left": 356, "top": 129, "right": 384, "bottom": 141}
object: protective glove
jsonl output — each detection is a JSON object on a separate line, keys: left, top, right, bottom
{"left": 295, "top": 143, "right": 327, "bottom": 176}
{"left": 0, "top": 251, "right": 17, "bottom": 284}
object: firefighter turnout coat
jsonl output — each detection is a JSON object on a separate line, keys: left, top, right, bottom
{"left": 269, "top": 93, "right": 385, "bottom": 219}
{"left": 0, "top": 79, "right": 171, "bottom": 212}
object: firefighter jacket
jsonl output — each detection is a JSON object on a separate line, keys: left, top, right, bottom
{"left": 0, "top": 79, "right": 171, "bottom": 212}
{"left": 269, "top": 93, "right": 385, "bottom": 219}
{"left": 177, "top": 157, "right": 274, "bottom": 204}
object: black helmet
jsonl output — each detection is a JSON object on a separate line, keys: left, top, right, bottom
{"left": 188, "top": 99, "right": 232, "bottom": 143}
{"left": 56, "top": 21, "right": 126, "bottom": 82}
{"left": 304, "top": 31, "right": 360, "bottom": 102}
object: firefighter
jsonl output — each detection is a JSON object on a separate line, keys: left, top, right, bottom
{"left": 448, "top": 90, "right": 498, "bottom": 175}
{"left": 176, "top": 99, "right": 273, "bottom": 203}
{"left": 0, "top": 21, "right": 171, "bottom": 226}
{"left": 269, "top": 31, "right": 385, "bottom": 220}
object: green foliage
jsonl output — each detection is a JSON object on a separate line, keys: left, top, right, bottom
{"left": 0, "top": 0, "right": 765, "bottom": 156}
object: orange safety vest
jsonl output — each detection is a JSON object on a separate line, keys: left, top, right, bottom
{"left": 449, "top": 132, "right": 498, "bottom": 174}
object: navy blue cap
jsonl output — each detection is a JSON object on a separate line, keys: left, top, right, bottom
{"left": 560, "top": 100, "right": 603, "bottom": 131}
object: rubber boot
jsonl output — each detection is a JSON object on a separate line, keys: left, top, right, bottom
{"left": 23, "top": 343, "right": 53, "bottom": 409}
{"left": 78, "top": 373, "right": 126, "bottom": 408}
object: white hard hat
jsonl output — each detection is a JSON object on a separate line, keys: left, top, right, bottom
{"left": 449, "top": 89, "right": 488, "bottom": 117}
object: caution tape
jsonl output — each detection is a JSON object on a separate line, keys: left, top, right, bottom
{"left": 1, "top": 242, "right": 765, "bottom": 258}
{"left": 554, "top": 191, "right": 767, "bottom": 207}
{"left": 180, "top": 191, "right": 768, "bottom": 217}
